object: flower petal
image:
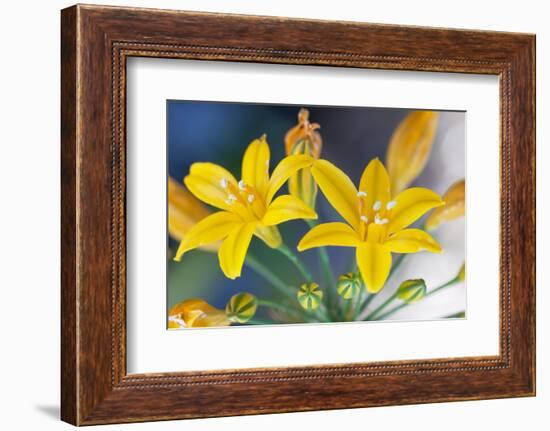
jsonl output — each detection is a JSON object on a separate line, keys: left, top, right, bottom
{"left": 359, "top": 158, "right": 391, "bottom": 219}
{"left": 388, "top": 187, "right": 444, "bottom": 234}
{"left": 184, "top": 162, "right": 240, "bottom": 211}
{"left": 169, "top": 299, "right": 230, "bottom": 328}
{"left": 168, "top": 177, "right": 219, "bottom": 250}
{"left": 266, "top": 154, "right": 314, "bottom": 203}
{"left": 384, "top": 229, "right": 442, "bottom": 253}
{"left": 218, "top": 222, "right": 257, "bottom": 279}
{"left": 311, "top": 159, "right": 360, "bottom": 230}
{"left": 254, "top": 224, "right": 282, "bottom": 248}
{"left": 298, "top": 222, "right": 360, "bottom": 251}
{"left": 242, "top": 135, "right": 271, "bottom": 197}
{"left": 425, "top": 179, "right": 465, "bottom": 231}
{"left": 263, "top": 194, "right": 317, "bottom": 226}
{"left": 174, "top": 211, "right": 242, "bottom": 261}
{"left": 288, "top": 166, "right": 318, "bottom": 209}
{"left": 356, "top": 242, "right": 392, "bottom": 293}
{"left": 386, "top": 111, "right": 439, "bottom": 193}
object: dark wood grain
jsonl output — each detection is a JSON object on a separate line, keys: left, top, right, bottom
{"left": 61, "top": 4, "right": 536, "bottom": 425}
{"left": 60, "top": 6, "right": 78, "bottom": 425}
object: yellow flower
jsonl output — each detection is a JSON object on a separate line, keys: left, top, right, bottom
{"left": 285, "top": 108, "right": 322, "bottom": 208}
{"left": 168, "top": 177, "right": 218, "bottom": 251}
{"left": 298, "top": 158, "right": 444, "bottom": 293}
{"left": 386, "top": 111, "right": 439, "bottom": 193}
{"left": 174, "top": 135, "right": 317, "bottom": 279}
{"left": 168, "top": 299, "right": 230, "bottom": 328}
{"left": 425, "top": 179, "right": 465, "bottom": 231}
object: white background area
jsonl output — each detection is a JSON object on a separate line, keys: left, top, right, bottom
{"left": 127, "top": 58, "right": 499, "bottom": 373}
{"left": 0, "top": 0, "right": 547, "bottom": 430}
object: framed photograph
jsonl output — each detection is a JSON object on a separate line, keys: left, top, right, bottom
{"left": 61, "top": 4, "right": 535, "bottom": 425}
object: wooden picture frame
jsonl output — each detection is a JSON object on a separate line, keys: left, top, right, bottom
{"left": 61, "top": 4, "right": 535, "bottom": 425}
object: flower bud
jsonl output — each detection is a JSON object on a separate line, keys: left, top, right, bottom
{"left": 396, "top": 279, "right": 427, "bottom": 304}
{"left": 425, "top": 179, "right": 465, "bottom": 231}
{"left": 168, "top": 299, "right": 230, "bottom": 328}
{"left": 386, "top": 111, "right": 439, "bottom": 194}
{"left": 337, "top": 272, "right": 362, "bottom": 299}
{"left": 285, "top": 108, "right": 322, "bottom": 208}
{"left": 225, "top": 292, "right": 258, "bottom": 323}
{"left": 168, "top": 177, "right": 218, "bottom": 251}
{"left": 297, "top": 282, "right": 323, "bottom": 310}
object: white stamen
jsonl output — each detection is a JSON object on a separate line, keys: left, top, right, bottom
{"left": 360, "top": 215, "right": 369, "bottom": 223}
{"left": 373, "top": 201, "right": 382, "bottom": 211}
{"left": 247, "top": 194, "right": 255, "bottom": 203}
{"left": 227, "top": 194, "right": 237, "bottom": 201}
{"left": 220, "top": 178, "right": 228, "bottom": 189}
{"left": 168, "top": 316, "right": 186, "bottom": 328}
{"left": 357, "top": 191, "right": 367, "bottom": 197}
{"left": 375, "top": 214, "right": 389, "bottom": 225}
{"left": 386, "top": 200, "right": 396, "bottom": 210}
{"left": 238, "top": 180, "right": 246, "bottom": 190}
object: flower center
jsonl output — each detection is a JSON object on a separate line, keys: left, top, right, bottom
{"left": 357, "top": 191, "right": 396, "bottom": 241}
{"left": 220, "top": 178, "right": 265, "bottom": 219}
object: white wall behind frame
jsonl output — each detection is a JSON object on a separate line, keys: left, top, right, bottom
{"left": 1, "top": 0, "right": 546, "bottom": 430}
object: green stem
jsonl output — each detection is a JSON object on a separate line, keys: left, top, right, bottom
{"left": 306, "top": 219, "right": 335, "bottom": 285}
{"left": 365, "top": 292, "right": 398, "bottom": 320}
{"left": 389, "top": 253, "right": 406, "bottom": 277}
{"left": 245, "top": 254, "right": 296, "bottom": 300}
{"left": 341, "top": 298, "right": 353, "bottom": 321}
{"left": 374, "top": 302, "right": 407, "bottom": 321}
{"left": 443, "top": 311, "right": 466, "bottom": 319}
{"left": 350, "top": 290, "right": 363, "bottom": 320}
{"left": 375, "top": 277, "right": 460, "bottom": 321}
{"left": 305, "top": 219, "right": 338, "bottom": 319}
{"left": 425, "top": 278, "right": 459, "bottom": 297}
{"left": 354, "top": 292, "right": 375, "bottom": 319}
{"left": 258, "top": 299, "right": 306, "bottom": 321}
{"left": 277, "top": 244, "right": 315, "bottom": 282}
{"left": 314, "top": 302, "right": 332, "bottom": 322}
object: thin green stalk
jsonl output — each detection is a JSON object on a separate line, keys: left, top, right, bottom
{"left": 354, "top": 292, "right": 375, "bottom": 319}
{"left": 389, "top": 253, "right": 406, "bottom": 278}
{"left": 306, "top": 219, "right": 335, "bottom": 286}
{"left": 364, "top": 292, "right": 398, "bottom": 320}
{"left": 277, "top": 243, "right": 315, "bottom": 282}
{"left": 245, "top": 254, "right": 296, "bottom": 300}
{"left": 341, "top": 298, "right": 353, "bottom": 321}
{"left": 258, "top": 299, "right": 306, "bottom": 321}
{"left": 373, "top": 301, "right": 407, "bottom": 321}
{"left": 305, "top": 219, "right": 338, "bottom": 319}
{"left": 313, "top": 302, "right": 332, "bottom": 322}
{"left": 425, "top": 278, "right": 459, "bottom": 297}
{"left": 375, "top": 277, "right": 460, "bottom": 321}
{"left": 443, "top": 311, "right": 466, "bottom": 319}
{"left": 349, "top": 291, "right": 363, "bottom": 320}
